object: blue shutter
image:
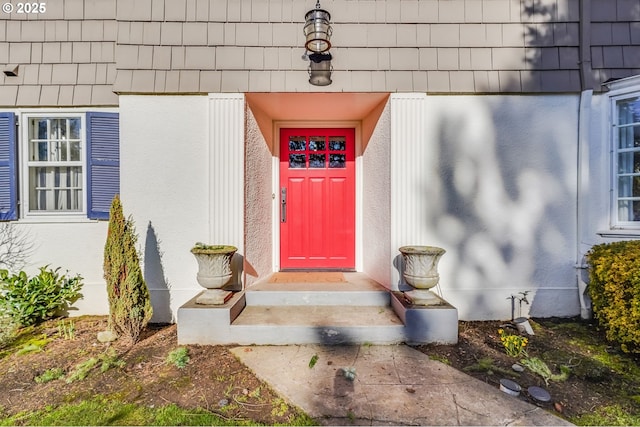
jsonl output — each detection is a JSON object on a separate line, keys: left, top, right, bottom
{"left": 87, "top": 112, "right": 119, "bottom": 220}
{"left": 0, "top": 113, "right": 17, "bottom": 221}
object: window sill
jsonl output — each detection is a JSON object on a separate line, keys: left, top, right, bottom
{"left": 597, "top": 229, "right": 640, "bottom": 238}
{"left": 18, "top": 215, "right": 101, "bottom": 224}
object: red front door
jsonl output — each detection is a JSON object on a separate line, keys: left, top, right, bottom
{"left": 280, "top": 128, "right": 355, "bottom": 270}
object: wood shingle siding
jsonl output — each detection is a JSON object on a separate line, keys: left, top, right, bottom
{"left": 0, "top": 0, "right": 638, "bottom": 104}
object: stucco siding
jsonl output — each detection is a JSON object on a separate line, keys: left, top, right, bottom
{"left": 390, "top": 93, "right": 580, "bottom": 320}
{"left": 120, "top": 95, "right": 209, "bottom": 323}
{"left": 244, "top": 105, "right": 273, "bottom": 287}
{"left": 10, "top": 221, "right": 110, "bottom": 316}
{"left": 362, "top": 98, "right": 391, "bottom": 287}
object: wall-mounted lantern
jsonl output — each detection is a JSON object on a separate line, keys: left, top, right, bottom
{"left": 303, "top": 1, "right": 332, "bottom": 53}
{"left": 308, "top": 53, "right": 332, "bottom": 86}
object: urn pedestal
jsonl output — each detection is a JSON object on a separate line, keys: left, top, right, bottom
{"left": 191, "top": 245, "right": 237, "bottom": 305}
{"left": 399, "top": 245, "right": 446, "bottom": 306}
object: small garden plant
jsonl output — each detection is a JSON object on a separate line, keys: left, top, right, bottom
{"left": 520, "top": 356, "right": 570, "bottom": 386}
{"left": 497, "top": 328, "right": 528, "bottom": 357}
{"left": 34, "top": 367, "right": 64, "bottom": 384}
{"left": 166, "top": 347, "right": 190, "bottom": 369}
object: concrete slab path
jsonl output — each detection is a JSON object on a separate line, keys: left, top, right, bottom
{"left": 231, "top": 344, "right": 573, "bottom": 426}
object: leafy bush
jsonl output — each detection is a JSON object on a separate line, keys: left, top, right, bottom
{"left": 586, "top": 240, "right": 640, "bottom": 353}
{"left": 103, "top": 195, "right": 152, "bottom": 343}
{"left": 0, "top": 266, "right": 83, "bottom": 326}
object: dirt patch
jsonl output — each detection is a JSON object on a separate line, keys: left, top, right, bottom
{"left": 414, "top": 318, "right": 640, "bottom": 422}
{"left": 1, "top": 316, "right": 639, "bottom": 425}
{"left": 0, "top": 317, "right": 305, "bottom": 425}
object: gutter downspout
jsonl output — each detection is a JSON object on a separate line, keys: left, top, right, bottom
{"left": 576, "top": 0, "right": 594, "bottom": 319}
{"left": 579, "top": 0, "right": 594, "bottom": 91}
{"left": 577, "top": 89, "right": 593, "bottom": 320}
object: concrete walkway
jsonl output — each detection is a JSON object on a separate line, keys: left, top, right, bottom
{"left": 231, "top": 344, "right": 573, "bottom": 426}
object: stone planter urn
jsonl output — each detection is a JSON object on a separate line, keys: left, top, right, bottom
{"left": 191, "top": 243, "right": 237, "bottom": 305}
{"left": 399, "top": 245, "right": 446, "bottom": 306}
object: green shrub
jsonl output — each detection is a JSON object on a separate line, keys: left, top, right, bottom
{"left": 0, "top": 266, "right": 83, "bottom": 326}
{"left": 103, "top": 195, "right": 153, "bottom": 344}
{"left": 586, "top": 240, "right": 640, "bottom": 353}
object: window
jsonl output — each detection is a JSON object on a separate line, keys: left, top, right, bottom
{"left": 0, "top": 111, "right": 119, "bottom": 221}
{"left": 613, "top": 94, "right": 640, "bottom": 227}
{"left": 26, "top": 115, "right": 84, "bottom": 213}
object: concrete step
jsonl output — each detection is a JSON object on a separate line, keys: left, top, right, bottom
{"left": 230, "top": 304, "right": 405, "bottom": 345}
{"left": 244, "top": 288, "right": 390, "bottom": 306}
{"left": 245, "top": 273, "right": 391, "bottom": 306}
{"left": 177, "top": 273, "right": 459, "bottom": 345}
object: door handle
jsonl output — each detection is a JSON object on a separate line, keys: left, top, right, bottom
{"left": 281, "top": 187, "right": 287, "bottom": 223}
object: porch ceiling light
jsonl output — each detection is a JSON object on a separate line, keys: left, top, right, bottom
{"left": 303, "top": 1, "right": 332, "bottom": 53}
{"left": 308, "top": 52, "right": 332, "bottom": 86}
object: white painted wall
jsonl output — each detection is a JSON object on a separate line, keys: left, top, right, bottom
{"left": 13, "top": 91, "right": 595, "bottom": 323}
{"left": 120, "top": 95, "right": 210, "bottom": 323}
{"left": 12, "top": 221, "right": 110, "bottom": 316}
{"left": 390, "top": 93, "right": 581, "bottom": 320}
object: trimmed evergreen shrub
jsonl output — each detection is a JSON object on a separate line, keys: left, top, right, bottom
{"left": 586, "top": 240, "right": 640, "bottom": 353}
{"left": 103, "top": 195, "right": 152, "bottom": 343}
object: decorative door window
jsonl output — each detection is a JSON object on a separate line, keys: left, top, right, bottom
{"left": 288, "top": 135, "right": 347, "bottom": 169}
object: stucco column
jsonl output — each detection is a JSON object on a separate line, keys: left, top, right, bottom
{"left": 208, "top": 93, "right": 245, "bottom": 287}
{"left": 390, "top": 93, "right": 432, "bottom": 289}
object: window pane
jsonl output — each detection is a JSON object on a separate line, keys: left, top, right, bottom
{"left": 617, "top": 176, "right": 640, "bottom": 197}
{"left": 51, "top": 118, "right": 65, "bottom": 139}
{"left": 329, "top": 154, "right": 346, "bottom": 168}
{"left": 70, "top": 141, "right": 81, "bottom": 161}
{"left": 289, "top": 137, "right": 306, "bottom": 151}
{"left": 329, "top": 137, "right": 345, "bottom": 151}
{"left": 309, "top": 154, "right": 325, "bottom": 168}
{"left": 618, "top": 200, "right": 640, "bottom": 222}
{"left": 289, "top": 153, "right": 306, "bottom": 168}
{"left": 618, "top": 97, "right": 640, "bottom": 126}
{"left": 309, "top": 137, "right": 325, "bottom": 151}
{"left": 69, "top": 118, "right": 81, "bottom": 139}
{"left": 618, "top": 152, "right": 640, "bottom": 173}
{"left": 618, "top": 126, "right": 640, "bottom": 149}
{"left": 29, "top": 166, "right": 82, "bottom": 212}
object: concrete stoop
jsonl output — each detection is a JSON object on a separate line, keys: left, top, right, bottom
{"left": 177, "top": 274, "right": 458, "bottom": 345}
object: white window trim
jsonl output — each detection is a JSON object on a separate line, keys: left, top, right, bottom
{"left": 607, "top": 75, "right": 640, "bottom": 232}
{"left": 20, "top": 112, "right": 88, "bottom": 220}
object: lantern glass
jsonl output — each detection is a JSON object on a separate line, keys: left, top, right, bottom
{"left": 308, "top": 53, "right": 332, "bottom": 86}
{"left": 304, "top": 8, "right": 332, "bottom": 53}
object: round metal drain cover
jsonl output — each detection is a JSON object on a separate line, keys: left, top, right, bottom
{"left": 499, "top": 379, "right": 521, "bottom": 396}
{"left": 528, "top": 386, "right": 551, "bottom": 403}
